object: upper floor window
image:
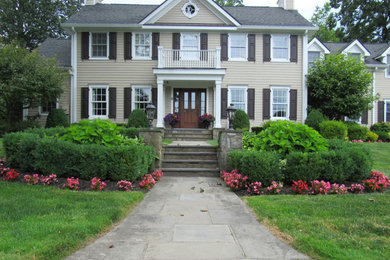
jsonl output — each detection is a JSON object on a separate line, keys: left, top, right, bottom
{"left": 386, "top": 54, "right": 390, "bottom": 78}
{"left": 40, "top": 101, "right": 57, "bottom": 115}
{"left": 133, "top": 85, "right": 151, "bottom": 110}
{"left": 90, "top": 33, "right": 108, "bottom": 58}
{"left": 229, "top": 34, "right": 247, "bottom": 61}
{"left": 271, "top": 87, "right": 289, "bottom": 119}
{"left": 271, "top": 35, "right": 289, "bottom": 61}
{"left": 228, "top": 85, "right": 247, "bottom": 112}
{"left": 89, "top": 85, "right": 109, "bottom": 118}
{"left": 133, "top": 33, "right": 151, "bottom": 59}
{"left": 308, "top": 51, "right": 321, "bottom": 68}
{"left": 386, "top": 100, "right": 390, "bottom": 123}
{"left": 348, "top": 53, "right": 361, "bottom": 62}
{"left": 181, "top": 33, "right": 200, "bottom": 60}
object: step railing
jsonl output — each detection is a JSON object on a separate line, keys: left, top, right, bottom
{"left": 158, "top": 47, "right": 221, "bottom": 69}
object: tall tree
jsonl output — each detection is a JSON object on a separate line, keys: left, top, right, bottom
{"left": 310, "top": 3, "right": 344, "bottom": 42}
{"left": 0, "top": 0, "right": 81, "bottom": 50}
{"left": 214, "top": 0, "right": 243, "bottom": 6}
{"left": 330, "top": 0, "right": 390, "bottom": 43}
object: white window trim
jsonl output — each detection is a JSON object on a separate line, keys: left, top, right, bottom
{"left": 132, "top": 32, "right": 152, "bottom": 60}
{"left": 180, "top": 32, "right": 200, "bottom": 60}
{"left": 89, "top": 85, "right": 109, "bottom": 119}
{"left": 228, "top": 33, "right": 248, "bottom": 61}
{"left": 308, "top": 51, "right": 321, "bottom": 67}
{"left": 132, "top": 85, "right": 152, "bottom": 111}
{"left": 228, "top": 85, "right": 248, "bottom": 113}
{"left": 386, "top": 55, "right": 390, "bottom": 78}
{"left": 89, "top": 32, "right": 110, "bottom": 60}
{"left": 385, "top": 99, "right": 390, "bottom": 122}
{"left": 271, "top": 34, "right": 290, "bottom": 62}
{"left": 270, "top": 86, "right": 290, "bottom": 120}
{"left": 181, "top": 1, "right": 199, "bottom": 18}
{"left": 39, "top": 100, "right": 59, "bottom": 115}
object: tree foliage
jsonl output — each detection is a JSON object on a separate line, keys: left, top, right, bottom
{"left": 307, "top": 54, "right": 376, "bottom": 120}
{"left": 0, "top": 44, "right": 67, "bottom": 126}
{"left": 0, "top": 0, "right": 81, "bottom": 50}
{"left": 329, "top": 0, "right": 390, "bottom": 43}
{"left": 310, "top": 2, "right": 344, "bottom": 42}
{"left": 214, "top": 0, "right": 243, "bottom": 6}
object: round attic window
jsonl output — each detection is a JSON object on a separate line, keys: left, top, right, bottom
{"left": 182, "top": 1, "right": 199, "bottom": 18}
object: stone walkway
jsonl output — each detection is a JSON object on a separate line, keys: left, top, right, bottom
{"left": 66, "top": 177, "right": 308, "bottom": 260}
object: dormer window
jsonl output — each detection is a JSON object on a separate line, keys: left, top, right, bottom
{"left": 182, "top": 1, "right": 199, "bottom": 18}
{"left": 348, "top": 53, "right": 361, "bottom": 62}
{"left": 308, "top": 51, "right": 321, "bottom": 68}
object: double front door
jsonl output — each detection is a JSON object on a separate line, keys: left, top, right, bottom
{"left": 174, "top": 88, "right": 206, "bottom": 128}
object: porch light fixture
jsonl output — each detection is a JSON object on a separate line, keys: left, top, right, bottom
{"left": 227, "top": 103, "right": 237, "bottom": 130}
{"left": 145, "top": 103, "right": 156, "bottom": 129}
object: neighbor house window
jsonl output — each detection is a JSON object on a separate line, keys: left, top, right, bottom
{"left": 133, "top": 85, "right": 151, "bottom": 110}
{"left": 386, "top": 54, "right": 390, "bottom": 77}
{"left": 271, "top": 35, "right": 289, "bottom": 61}
{"left": 181, "top": 33, "right": 199, "bottom": 60}
{"left": 348, "top": 52, "right": 361, "bottom": 62}
{"left": 90, "top": 33, "right": 109, "bottom": 58}
{"left": 271, "top": 87, "right": 289, "bottom": 119}
{"left": 89, "top": 85, "right": 109, "bottom": 118}
{"left": 308, "top": 51, "right": 321, "bottom": 68}
{"left": 133, "top": 33, "right": 151, "bottom": 59}
{"left": 229, "top": 34, "right": 247, "bottom": 60}
{"left": 40, "top": 101, "right": 57, "bottom": 115}
{"left": 228, "top": 85, "right": 247, "bottom": 112}
{"left": 386, "top": 100, "right": 390, "bottom": 122}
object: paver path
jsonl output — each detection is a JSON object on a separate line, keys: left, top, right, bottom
{"left": 67, "top": 177, "right": 309, "bottom": 260}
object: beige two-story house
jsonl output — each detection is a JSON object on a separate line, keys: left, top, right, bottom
{"left": 37, "top": 0, "right": 315, "bottom": 128}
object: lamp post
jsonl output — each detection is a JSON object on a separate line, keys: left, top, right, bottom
{"left": 145, "top": 103, "right": 156, "bottom": 130}
{"left": 226, "top": 103, "right": 237, "bottom": 130}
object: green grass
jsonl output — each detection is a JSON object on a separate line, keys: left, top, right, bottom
{"left": 207, "top": 140, "right": 219, "bottom": 146}
{"left": 0, "top": 182, "right": 143, "bottom": 260}
{"left": 162, "top": 139, "right": 173, "bottom": 146}
{"left": 361, "top": 142, "right": 390, "bottom": 174}
{"left": 0, "top": 138, "right": 4, "bottom": 158}
{"left": 246, "top": 192, "right": 390, "bottom": 260}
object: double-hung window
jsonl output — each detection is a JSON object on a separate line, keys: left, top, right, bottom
{"left": 181, "top": 33, "right": 200, "bottom": 60}
{"left": 308, "top": 51, "right": 321, "bottom": 68}
{"left": 228, "top": 85, "right": 247, "bottom": 112}
{"left": 271, "top": 87, "right": 289, "bottom": 119}
{"left": 89, "top": 85, "right": 109, "bottom": 118}
{"left": 386, "top": 54, "right": 390, "bottom": 78}
{"left": 90, "top": 33, "right": 109, "bottom": 58}
{"left": 133, "top": 33, "right": 151, "bottom": 59}
{"left": 229, "top": 34, "right": 247, "bottom": 61}
{"left": 133, "top": 85, "right": 152, "bottom": 110}
{"left": 386, "top": 100, "right": 390, "bottom": 122}
{"left": 40, "top": 101, "right": 57, "bottom": 115}
{"left": 271, "top": 35, "right": 289, "bottom": 61}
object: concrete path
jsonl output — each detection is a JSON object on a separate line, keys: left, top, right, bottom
{"left": 66, "top": 177, "right": 308, "bottom": 260}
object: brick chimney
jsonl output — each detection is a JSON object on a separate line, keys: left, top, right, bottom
{"left": 277, "top": 0, "right": 294, "bottom": 10}
{"left": 85, "top": 0, "right": 103, "bottom": 5}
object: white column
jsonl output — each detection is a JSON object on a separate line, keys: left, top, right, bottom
{"left": 372, "top": 70, "right": 376, "bottom": 125}
{"left": 156, "top": 79, "right": 165, "bottom": 128}
{"left": 70, "top": 28, "right": 78, "bottom": 123}
{"left": 214, "top": 79, "right": 222, "bottom": 128}
{"left": 216, "top": 47, "right": 221, "bottom": 68}
{"left": 302, "top": 32, "right": 308, "bottom": 123}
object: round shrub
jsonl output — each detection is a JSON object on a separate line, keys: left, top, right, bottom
{"left": 305, "top": 109, "right": 327, "bottom": 131}
{"left": 366, "top": 131, "right": 379, "bottom": 142}
{"left": 127, "top": 109, "right": 148, "bottom": 128}
{"left": 250, "top": 120, "right": 328, "bottom": 157}
{"left": 319, "top": 120, "right": 347, "bottom": 140}
{"left": 233, "top": 110, "right": 250, "bottom": 131}
{"left": 370, "top": 122, "right": 390, "bottom": 133}
{"left": 375, "top": 131, "right": 390, "bottom": 141}
{"left": 45, "top": 108, "right": 69, "bottom": 128}
{"left": 346, "top": 123, "right": 368, "bottom": 141}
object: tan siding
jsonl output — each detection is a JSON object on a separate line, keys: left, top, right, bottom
{"left": 155, "top": 0, "right": 225, "bottom": 25}
{"left": 374, "top": 70, "right": 390, "bottom": 123}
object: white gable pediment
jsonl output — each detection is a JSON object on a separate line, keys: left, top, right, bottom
{"left": 308, "top": 38, "right": 330, "bottom": 54}
{"left": 342, "top": 39, "right": 371, "bottom": 57}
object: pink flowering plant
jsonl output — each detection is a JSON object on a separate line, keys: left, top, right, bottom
{"left": 3, "top": 169, "right": 20, "bottom": 181}
{"left": 164, "top": 113, "right": 180, "bottom": 127}
{"left": 24, "top": 174, "right": 40, "bottom": 185}
{"left": 349, "top": 184, "right": 364, "bottom": 194}
{"left": 291, "top": 180, "right": 309, "bottom": 195}
{"left": 91, "top": 177, "right": 107, "bottom": 191}
{"left": 139, "top": 174, "right": 156, "bottom": 190}
{"left": 117, "top": 180, "right": 133, "bottom": 191}
{"left": 221, "top": 169, "right": 248, "bottom": 191}
{"left": 63, "top": 177, "right": 79, "bottom": 190}
{"left": 362, "top": 171, "right": 389, "bottom": 192}
{"left": 267, "top": 181, "right": 283, "bottom": 194}
{"left": 0, "top": 166, "right": 10, "bottom": 176}
{"left": 311, "top": 180, "right": 331, "bottom": 195}
{"left": 199, "top": 113, "right": 215, "bottom": 128}
{"left": 329, "top": 183, "right": 348, "bottom": 194}
{"left": 152, "top": 169, "right": 164, "bottom": 181}
{"left": 246, "top": 182, "right": 262, "bottom": 195}
{"left": 40, "top": 174, "right": 58, "bottom": 185}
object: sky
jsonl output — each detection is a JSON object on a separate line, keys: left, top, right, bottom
{"left": 102, "top": 0, "right": 329, "bottom": 20}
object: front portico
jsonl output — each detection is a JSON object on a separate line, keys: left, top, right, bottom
{"left": 153, "top": 68, "right": 226, "bottom": 128}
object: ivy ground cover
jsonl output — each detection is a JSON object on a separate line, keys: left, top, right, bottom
{"left": 246, "top": 192, "right": 390, "bottom": 260}
{"left": 0, "top": 181, "right": 143, "bottom": 259}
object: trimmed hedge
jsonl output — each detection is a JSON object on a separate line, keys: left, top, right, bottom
{"left": 319, "top": 120, "right": 347, "bottom": 140}
{"left": 346, "top": 123, "right": 368, "bottom": 141}
{"left": 24, "top": 127, "right": 68, "bottom": 137}
{"left": 45, "top": 109, "right": 69, "bottom": 128}
{"left": 228, "top": 150, "right": 282, "bottom": 186}
{"left": 127, "top": 109, "right": 148, "bottom": 128}
{"left": 305, "top": 109, "right": 327, "bottom": 131}
{"left": 119, "top": 127, "right": 139, "bottom": 139}
{"left": 233, "top": 110, "right": 250, "bottom": 131}
{"left": 3, "top": 132, "right": 155, "bottom": 181}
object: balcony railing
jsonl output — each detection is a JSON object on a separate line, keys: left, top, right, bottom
{"left": 158, "top": 47, "right": 221, "bottom": 69}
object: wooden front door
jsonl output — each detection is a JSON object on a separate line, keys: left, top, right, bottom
{"left": 174, "top": 89, "right": 206, "bottom": 128}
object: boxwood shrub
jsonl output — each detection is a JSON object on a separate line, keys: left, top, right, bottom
{"left": 3, "top": 132, "right": 155, "bottom": 181}
{"left": 345, "top": 123, "right": 368, "bottom": 141}
{"left": 319, "top": 120, "right": 348, "bottom": 140}
{"left": 228, "top": 150, "right": 282, "bottom": 186}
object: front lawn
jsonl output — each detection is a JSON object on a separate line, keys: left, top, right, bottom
{"left": 362, "top": 142, "right": 390, "bottom": 174}
{"left": 246, "top": 192, "right": 390, "bottom": 260}
{"left": 0, "top": 181, "right": 143, "bottom": 259}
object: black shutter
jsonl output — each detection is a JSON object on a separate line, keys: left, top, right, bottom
{"left": 81, "top": 32, "right": 89, "bottom": 60}
{"left": 221, "top": 88, "right": 228, "bottom": 119}
{"left": 172, "top": 33, "right": 180, "bottom": 61}
{"left": 361, "top": 110, "right": 368, "bottom": 125}
{"left": 248, "top": 88, "right": 255, "bottom": 119}
{"left": 109, "top": 32, "right": 117, "bottom": 60}
{"left": 152, "top": 32, "right": 159, "bottom": 60}
{"left": 220, "top": 34, "right": 228, "bottom": 61}
{"left": 378, "top": 101, "right": 385, "bottom": 122}
{"left": 263, "top": 34, "right": 271, "bottom": 62}
{"left": 109, "top": 88, "right": 116, "bottom": 119}
{"left": 124, "top": 32, "right": 132, "bottom": 60}
{"left": 290, "top": 35, "right": 298, "bottom": 63}
{"left": 124, "top": 88, "right": 132, "bottom": 119}
{"left": 152, "top": 88, "right": 157, "bottom": 119}
{"left": 263, "top": 89, "right": 271, "bottom": 120}
{"left": 289, "top": 89, "right": 297, "bottom": 120}
{"left": 200, "top": 33, "right": 208, "bottom": 61}
{"left": 248, "top": 34, "right": 256, "bottom": 62}
{"left": 81, "top": 88, "right": 89, "bottom": 119}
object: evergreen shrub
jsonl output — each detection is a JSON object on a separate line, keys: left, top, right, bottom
{"left": 127, "top": 109, "right": 148, "bottom": 128}
{"left": 233, "top": 110, "right": 250, "bottom": 131}
{"left": 345, "top": 123, "right": 368, "bottom": 141}
{"left": 319, "top": 120, "right": 347, "bottom": 140}
{"left": 45, "top": 109, "right": 69, "bottom": 128}
{"left": 305, "top": 109, "right": 327, "bottom": 131}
